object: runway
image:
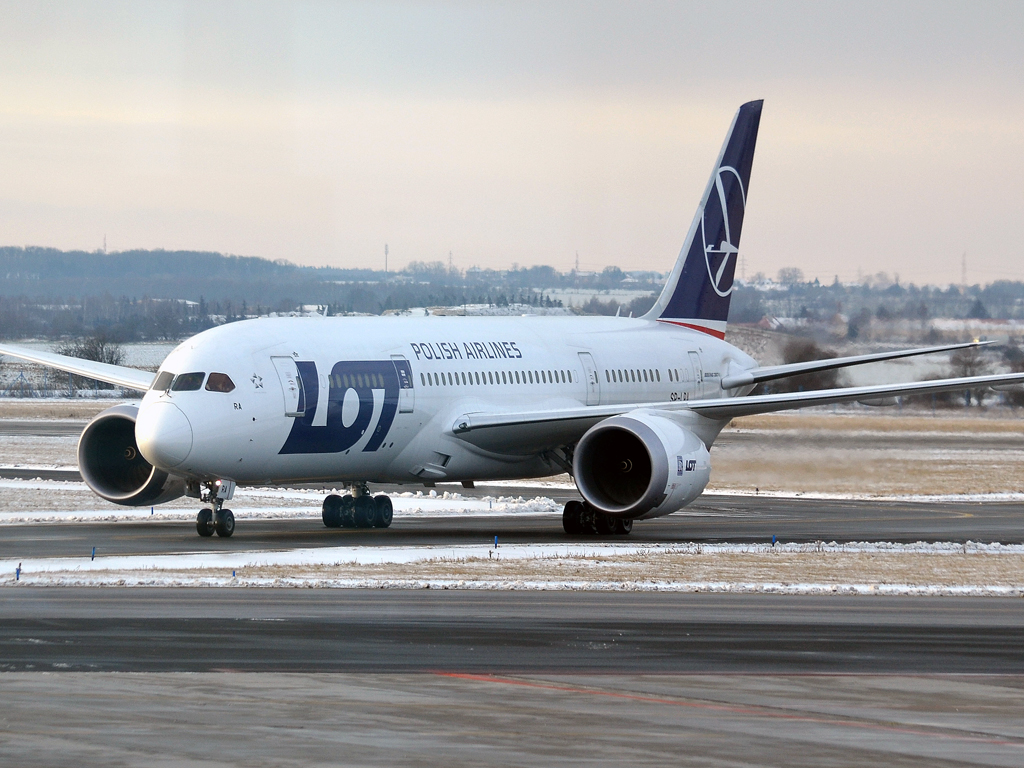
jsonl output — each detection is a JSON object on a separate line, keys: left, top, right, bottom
{"left": 4, "top": 589, "right": 1024, "bottom": 674}
{"left": 1, "top": 492, "right": 1021, "bottom": 561}
{"left": 3, "top": 590, "right": 1024, "bottom": 766}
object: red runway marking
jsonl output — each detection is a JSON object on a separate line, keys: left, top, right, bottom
{"left": 434, "top": 672, "right": 1024, "bottom": 748}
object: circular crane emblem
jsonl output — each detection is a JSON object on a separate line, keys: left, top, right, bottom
{"left": 702, "top": 165, "right": 745, "bottom": 297}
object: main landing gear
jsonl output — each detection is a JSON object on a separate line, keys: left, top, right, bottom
{"left": 562, "top": 500, "right": 633, "bottom": 536}
{"left": 322, "top": 483, "right": 393, "bottom": 529}
{"left": 195, "top": 480, "right": 235, "bottom": 538}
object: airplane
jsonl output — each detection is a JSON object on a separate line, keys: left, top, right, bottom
{"left": 3, "top": 99, "right": 1022, "bottom": 539}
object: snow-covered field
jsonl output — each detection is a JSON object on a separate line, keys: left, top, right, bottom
{"left": 0, "top": 478, "right": 559, "bottom": 522}
{"left": 4, "top": 540, "right": 1024, "bottom": 595}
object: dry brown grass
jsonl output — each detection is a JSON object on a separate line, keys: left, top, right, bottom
{"left": 80, "top": 550, "right": 1024, "bottom": 589}
{"left": 0, "top": 401, "right": 127, "bottom": 420}
{"left": 730, "top": 411, "right": 1024, "bottom": 433}
{"left": 707, "top": 450, "right": 1024, "bottom": 496}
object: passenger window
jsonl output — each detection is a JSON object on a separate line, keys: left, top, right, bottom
{"left": 205, "top": 373, "right": 235, "bottom": 393}
{"left": 515, "top": 371, "right": 521, "bottom": 384}
{"left": 501, "top": 371, "right": 507, "bottom": 384}
{"left": 171, "top": 372, "right": 205, "bottom": 391}
{"left": 656, "top": 370, "right": 661, "bottom": 382}
{"left": 151, "top": 370, "right": 174, "bottom": 392}
{"left": 528, "top": 371, "right": 534, "bottom": 383}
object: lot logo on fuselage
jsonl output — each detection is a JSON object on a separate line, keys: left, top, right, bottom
{"left": 278, "top": 360, "right": 412, "bottom": 454}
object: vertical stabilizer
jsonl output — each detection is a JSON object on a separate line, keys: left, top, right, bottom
{"left": 643, "top": 100, "right": 762, "bottom": 338}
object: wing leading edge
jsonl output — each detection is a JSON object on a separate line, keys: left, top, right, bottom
{"left": 0, "top": 343, "right": 155, "bottom": 392}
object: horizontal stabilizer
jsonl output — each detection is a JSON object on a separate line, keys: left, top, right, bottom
{"left": 685, "top": 370, "right": 1024, "bottom": 420}
{"left": 0, "top": 343, "right": 155, "bottom": 392}
{"left": 720, "top": 340, "right": 996, "bottom": 390}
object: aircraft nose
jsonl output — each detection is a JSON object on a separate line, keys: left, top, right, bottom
{"left": 136, "top": 402, "right": 193, "bottom": 468}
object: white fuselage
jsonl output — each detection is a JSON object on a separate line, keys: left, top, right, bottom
{"left": 134, "top": 315, "right": 757, "bottom": 486}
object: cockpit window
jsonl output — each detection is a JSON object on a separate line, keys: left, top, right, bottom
{"left": 151, "top": 370, "right": 174, "bottom": 392}
{"left": 171, "top": 372, "right": 206, "bottom": 391}
{"left": 205, "top": 373, "right": 235, "bottom": 393}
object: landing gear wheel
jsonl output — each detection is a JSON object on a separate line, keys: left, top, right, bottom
{"left": 580, "top": 504, "right": 599, "bottom": 534}
{"left": 215, "top": 508, "right": 235, "bottom": 538}
{"left": 373, "top": 495, "right": 393, "bottom": 528}
{"left": 595, "top": 512, "right": 633, "bottom": 535}
{"left": 340, "top": 495, "right": 355, "bottom": 527}
{"left": 353, "top": 495, "right": 375, "bottom": 528}
{"left": 322, "top": 494, "right": 343, "bottom": 528}
{"left": 562, "top": 500, "right": 585, "bottom": 534}
{"left": 196, "top": 508, "right": 214, "bottom": 537}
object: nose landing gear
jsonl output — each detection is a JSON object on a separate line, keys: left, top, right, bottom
{"left": 322, "top": 483, "right": 393, "bottom": 529}
{"left": 195, "top": 480, "right": 236, "bottom": 538}
{"left": 562, "top": 500, "right": 633, "bottom": 536}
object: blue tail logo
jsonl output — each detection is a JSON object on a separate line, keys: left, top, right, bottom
{"left": 644, "top": 100, "right": 762, "bottom": 338}
{"left": 703, "top": 165, "right": 746, "bottom": 298}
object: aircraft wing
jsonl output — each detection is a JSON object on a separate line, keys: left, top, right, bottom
{"left": 0, "top": 342, "right": 155, "bottom": 392}
{"left": 720, "top": 340, "right": 994, "bottom": 389}
{"left": 451, "top": 370, "right": 1024, "bottom": 452}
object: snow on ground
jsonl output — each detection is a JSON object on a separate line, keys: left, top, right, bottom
{"left": 0, "top": 478, "right": 560, "bottom": 523}
{"left": 3, "top": 475, "right": 1023, "bottom": 527}
{"left": 4, "top": 541, "right": 1024, "bottom": 594}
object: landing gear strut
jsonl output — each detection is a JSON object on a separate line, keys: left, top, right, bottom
{"left": 322, "top": 483, "right": 393, "bottom": 529}
{"left": 196, "top": 480, "right": 235, "bottom": 538}
{"left": 562, "top": 500, "right": 632, "bottom": 536}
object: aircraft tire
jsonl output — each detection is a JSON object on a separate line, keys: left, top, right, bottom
{"left": 562, "top": 500, "right": 585, "bottom": 534}
{"left": 215, "top": 508, "right": 235, "bottom": 538}
{"left": 196, "top": 508, "right": 214, "bottom": 537}
{"left": 353, "top": 495, "right": 375, "bottom": 528}
{"left": 595, "top": 512, "right": 617, "bottom": 535}
{"left": 322, "top": 494, "right": 343, "bottom": 528}
{"left": 339, "top": 495, "right": 355, "bottom": 527}
{"left": 373, "top": 495, "right": 393, "bottom": 528}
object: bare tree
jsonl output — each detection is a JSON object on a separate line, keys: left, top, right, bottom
{"left": 949, "top": 345, "right": 992, "bottom": 405}
{"left": 758, "top": 338, "right": 839, "bottom": 394}
{"left": 55, "top": 333, "right": 125, "bottom": 390}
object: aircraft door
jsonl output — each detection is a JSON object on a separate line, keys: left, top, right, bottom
{"left": 688, "top": 351, "right": 704, "bottom": 399}
{"left": 391, "top": 355, "right": 415, "bottom": 413}
{"left": 578, "top": 352, "right": 600, "bottom": 406}
{"left": 271, "top": 356, "right": 305, "bottom": 417}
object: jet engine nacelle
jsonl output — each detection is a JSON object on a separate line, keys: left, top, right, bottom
{"left": 78, "top": 404, "right": 185, "bottom": 506}
{"left": 573, "top": 411, "right": 711, "bottom": 519}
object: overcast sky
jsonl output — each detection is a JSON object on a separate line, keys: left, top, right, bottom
{"left": 2, "top": 1, "right": 1022, "bottom": 285}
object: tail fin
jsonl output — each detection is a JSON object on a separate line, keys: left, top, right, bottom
{"left": 643, "top": 100, "right": 762, "bottom": 338}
